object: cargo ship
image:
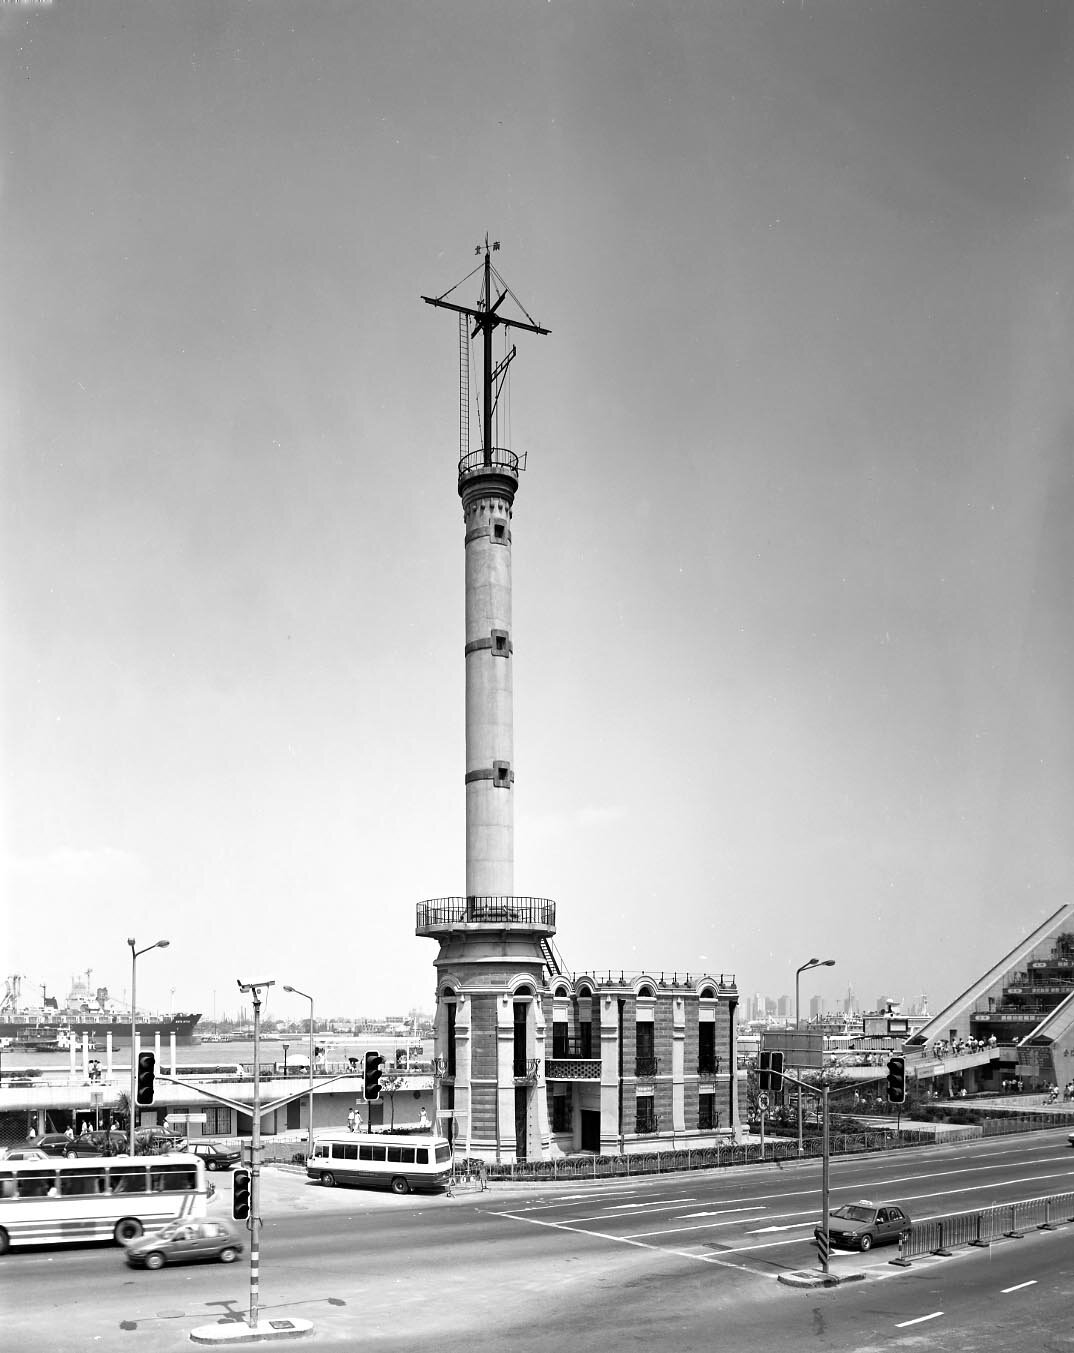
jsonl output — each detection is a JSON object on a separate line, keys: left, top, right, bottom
{"left": 1, "top": 972, "right": 201, "bottom": 1047}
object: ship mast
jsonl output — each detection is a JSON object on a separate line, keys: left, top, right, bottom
{"left": 421, "top": 236, "right": 549, "bottom": 467}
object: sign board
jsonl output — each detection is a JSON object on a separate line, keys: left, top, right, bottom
{"left": 761, "top": 1030, "right": 824, "bottom": 1070}
{"left": 757, "top": 1091, "right": 770, "bottom": 1111}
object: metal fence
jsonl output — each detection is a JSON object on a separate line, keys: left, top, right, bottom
{"left": 895, "top": 1190, "right": 1074, "bottom": 1263}
{"left": 464, "top": 1129, "right": 943, "bottom": 1184}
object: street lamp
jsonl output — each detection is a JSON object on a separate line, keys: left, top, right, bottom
{"left": 282, "top": 985, "right": 314, "bottom": 1157}
{"left": 128, "top": 938, "right": 169, "bottom": 1157}
{"left": 794, "top": 958, "right": 834, "bottom": 1156}
{"left": 795, "top": 957, "right": 835, "bottom": 1030}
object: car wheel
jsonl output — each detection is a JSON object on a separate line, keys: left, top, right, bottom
{"left": 321, "top": 1171, "right": 336, "bottom": 1188}
{"left": 114, "top": 1218, "right": 144, "bottom": 1245}
{"left": 0, "top": 1227, "right": 9, "bottom": 1256}
{"left": 144, "top": 1251, "right": 166, "bottom": 1270}
{"left": 219, "top": 1247, "right": 238, "bottom": 1264}
{"left": 391, "top": 1176, "right": 409, "bottom": 1196}
{"left": 65, "top": 1148, "right": 78, "bottom": 1159}
{"left": 859, "top": 1233, "right": 873, "bottom": 1251}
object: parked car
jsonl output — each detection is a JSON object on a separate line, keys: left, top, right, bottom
{"left": 185, "top": 1141, "right": 241, "bottom": 1171}
{"left": 33, "top": 1131, "right": 126, "bottom": 1158}
{"left": 1, "top": 1146, "right": 49, "bottom": 1161}
{"left": 125, "top": 1218, "right": 244, "bottom": 1269}
{"left": 135, "top": 1128, "right": 186, "bottom": 1155}
{"left": 815, "top": 1201, "right": 911, "bottom": 1252}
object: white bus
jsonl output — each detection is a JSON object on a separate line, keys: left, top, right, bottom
{"left": 306, "top": 1132, "right": 453, "bottom": 1195}
{"left": 0, "top": 1154, "right": 210, "bottom": 1254}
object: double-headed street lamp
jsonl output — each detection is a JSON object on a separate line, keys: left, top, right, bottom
{"left": 282, "top": 985, "right": 314, "bottom": 1157}
{"left": 794, "top": 957, "right": 835, "bottom": 1157}
{"left": 127, "top": 937, "right": 169, "bottom": 1157}
{"left": 795, "top": 957, "right": 835, "bottom": 1029}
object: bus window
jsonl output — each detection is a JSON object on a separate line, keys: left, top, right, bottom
{"left": 435, "top": 1144, "right": 451, "bottom": 1164}
{"left": 60, "top": 1169, "right": 104, "bottom": 1197}
{"left": 386, "top": 1146, "right": 416, "bottom": 1164}
{"left": 18, "top": 1170, "right": 56, "bottom": 1198}
{"left": 371, "top": 1144, "right": 385, "bottom": 1162}
{"left": 331, "top": 1143, "right": 358, "bottom": 1161}
{"left": 150, "top": 1165, "right": 197, "bottom": 1193}
{"left": 416, "top": 1148, "right": 429, "bottom": 1165}
{"left": 109, "top": 1166, "right": 147, "bottom": 1194}
{"left": 0, "top": 1173, "right": 14, "bottom": 1199}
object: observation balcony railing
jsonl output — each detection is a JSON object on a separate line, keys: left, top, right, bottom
{"left": 416, "top": 896, "right": 556, "bottom": 934}
{"left": 458, "top": 447, "right": 520, "bottom": 487}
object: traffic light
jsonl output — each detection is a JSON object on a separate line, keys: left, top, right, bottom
{"left": 770, "top": 1051, "right": 785, "bottom": 1099}
{"left": 232, "top": 1168, "right": 251, "bottom": 1220}
{"left": 887, "top": 1055, "right": 906, "bottom": 1104}
{"left": 136, "top": 1052, "right": 155, "bottom": 1105}
{"left": 758, "top": 1051, "right": 773, "bottom": 1094}
{"left": 364, "top": 1050, "right": 384, "bottom": 1102}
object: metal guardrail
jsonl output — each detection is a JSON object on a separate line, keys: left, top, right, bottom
{"left": 466, "top": 1129, "right": 937, "bottom": 1183}
{"left": 893, "top": 1190, "right": 1074, "bottom": 1263}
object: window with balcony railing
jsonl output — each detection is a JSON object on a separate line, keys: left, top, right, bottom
{"left": 698, "top": 1093, "right": 716, "bottom": 1131}
{"left": 635, "top": 1056, "right": 659, "bottom": 1078}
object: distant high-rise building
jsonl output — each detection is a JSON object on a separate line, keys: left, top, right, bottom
{"left": 809, "top": 993, "right": 825, "bottom": 1020}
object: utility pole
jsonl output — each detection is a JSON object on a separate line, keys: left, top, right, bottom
{"left": 237, "top": 978, "right": 274, "bottom": 1331}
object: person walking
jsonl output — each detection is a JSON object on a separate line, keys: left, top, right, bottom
{"left": 347, "top": 1108, "right": 355, "bottom": 1132}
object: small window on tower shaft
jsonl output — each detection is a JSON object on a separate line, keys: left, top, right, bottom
{"left": 493, "top": 520, "right": 507, "bottom": 541}
{"left": 494, "top": 761, "right": 511, "bottom": 787}
{"left": 492, "top": 629, "right": 509, "bottom": 656}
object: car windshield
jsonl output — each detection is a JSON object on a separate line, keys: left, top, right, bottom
{"left": 833, "top": 1205, "right": 874, "bottom": 1223}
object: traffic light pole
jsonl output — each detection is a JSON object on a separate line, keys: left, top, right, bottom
{"left": 778, "top": 1067, "right": 831, "bottom": 1277}
{"left": 238, "top": 978, "right": 274, "bottom": 1331}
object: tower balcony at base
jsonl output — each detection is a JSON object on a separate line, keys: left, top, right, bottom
{"left": 415, "top": 895, "right": 555, "bottom": 938}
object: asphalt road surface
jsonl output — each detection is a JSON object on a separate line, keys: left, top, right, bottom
{"left": 3, "top": 1128, "right": 1072, "bottom": 1352}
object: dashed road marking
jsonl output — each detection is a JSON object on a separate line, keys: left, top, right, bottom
{"left": 896, "top": 1312, "right": 943, "bottom": 1328}
{"left": 1002, "top": 1280, "right": 1037, "bottom": 1294}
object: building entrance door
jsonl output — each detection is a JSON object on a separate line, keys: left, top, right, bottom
{"left": 580, "top": 1109, "right": 600, "bottom": 1153}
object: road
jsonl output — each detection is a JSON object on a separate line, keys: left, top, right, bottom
{"left": 3, "top": 1128, "right": 1073, "bottom": 1352}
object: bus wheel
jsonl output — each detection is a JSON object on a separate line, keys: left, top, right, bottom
{"left": 0, "top": 1228, "right": 9, "bottom": 1256}
{"left": 144, "top": 1251, "right": 165, "bottom": 1270}
{"left": 391, "top": 1176, "right": 409, "bottom": 1196}
{"left": 321, "top": 1172, "right": 336, "bottom": 1188}
{"left": 114, "top": 1217, "right": 143, "bottom": 1245}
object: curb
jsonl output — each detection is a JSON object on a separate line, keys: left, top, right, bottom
{"left": 189, "top": 1317, "right": 314, "bottom": 1345}
{"left": 777, "top": 1269, "right": 866, "bottom": 1289}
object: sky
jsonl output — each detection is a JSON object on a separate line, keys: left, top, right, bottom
{"left": 2, "top": 0, "right": 1072, "bottom": 1025}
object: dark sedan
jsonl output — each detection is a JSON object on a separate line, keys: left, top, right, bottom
{"left": 185, "top": 1141, "right": 241, "bottom": 1170}
{"left": 34, "top": 1131, "right": 126, "bottom": 1158}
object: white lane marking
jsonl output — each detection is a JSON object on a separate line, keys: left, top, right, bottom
{"left": 896, "top": 1312, "right": 943, "bottom": 1328}
{"left": 680, "top": 1206, "right": 766, "bottom": 1219}
{"left": 488, "top": 1206, "right": 777, "bottom": 1276}
{"left": 606, "top": 1198, "right": 699, "bottom": 1211}
{"left": 746, "top": 1222, "right": 815, "bottom": 1234}
{"left": 1002, "top": 1280, "right": 1038, "bottom": 1294}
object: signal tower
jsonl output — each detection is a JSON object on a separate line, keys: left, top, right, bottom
{"left": 417, "top": 241, "right": 558, "bottom": 1161}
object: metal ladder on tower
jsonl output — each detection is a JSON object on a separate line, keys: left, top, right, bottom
{"left": 458, "top": 312, "right": 470, "bottom": 459}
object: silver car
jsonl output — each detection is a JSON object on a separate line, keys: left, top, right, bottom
{"left": 125, "top": 1218, "right": 244, "bottom": 1269}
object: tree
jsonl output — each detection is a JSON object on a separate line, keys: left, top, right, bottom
{"left": 380, "top": 1074, "right": 404, "bottom": 1130}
